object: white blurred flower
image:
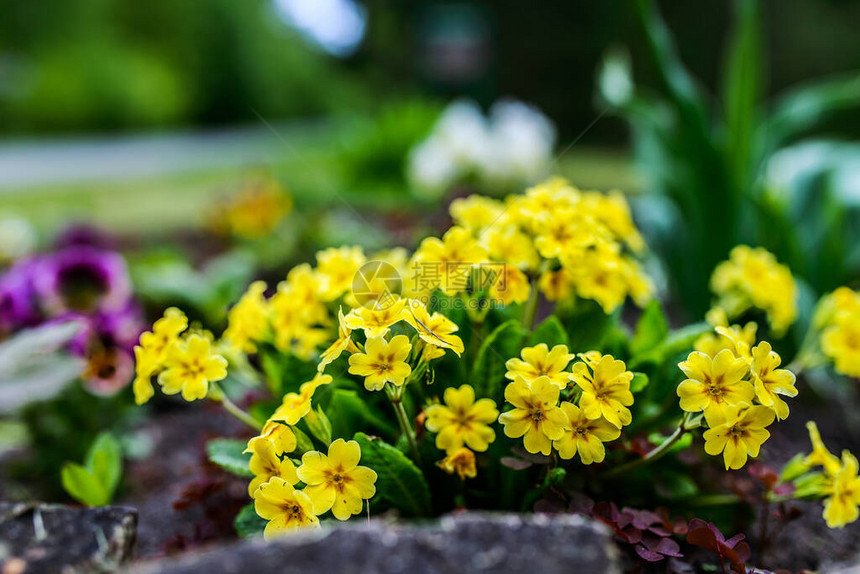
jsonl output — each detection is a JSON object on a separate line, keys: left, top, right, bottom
{"left": 407, "top": 138, "right": 460, "bottom": 200}
{"left": 0, "top": 217, "right": 36, "bottom": 263}
{"left": 485, "top": 99, "right": 556, "bottom": 184}
{"left": 407, "top": 97, "right": 556, "bottom": 198}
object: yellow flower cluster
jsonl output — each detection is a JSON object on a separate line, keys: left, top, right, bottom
{"left": 222, "top": 246, "right": 372, "bottom": 360}
{"left": 710, "top": 246, "right": 797, "bottom": 335}
{"left": 132, "top": 308, "right": 228, "bottom": 404}
{"left": 245, "top": 370, "right": 376, "bottom": 536}
{"left": 816, "top": 287, "right": 860, "bottom": 378}
{"left": 250, "top": 436, "right": 377, "bottom": 538}
{"left": 410, "top": 177, "right": 652, "bottom": 312}
{"left": 208, "top": 177, "right": 293, "bottom": 239}
{"left": 497, "top": 346, "right": 629, "bottom": 464}
{"left": 679, "top": 325, "right": 797, "bottom": 469}
{"left": 801, "top": 422, "right": 860, "bottom": 528}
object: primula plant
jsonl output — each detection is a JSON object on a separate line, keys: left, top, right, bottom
{"left": 128, "top": 176, "right": 860, "bottom": 570}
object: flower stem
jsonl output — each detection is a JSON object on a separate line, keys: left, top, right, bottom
{"left": 209, "top": 384, "right": 262, "bottom": 431}
{"left": 522, "top": 277, "right": 540, "bottom": 329}
{"left": 604, "top": 413, "right": 700, "bottom": 478}
{"left": 386, "top": 384, "right": 421, "bottom": 464}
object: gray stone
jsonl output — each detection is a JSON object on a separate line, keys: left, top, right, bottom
{"left": 128, "top": 512, "right": 620, "bottom": 574}
{"left": 0, "top": 502, "right": 137, "bottom": 574}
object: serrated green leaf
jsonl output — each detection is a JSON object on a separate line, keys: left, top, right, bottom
{"left": 472, "top": 320, "right": 525, "bottom": 402}
{"left": 205, "top": 438, "right": 253, "bottom": 477}
{"left": 61, "top": 463, "right": 108, "bottom": 506}
{"left": 528, "top": 316, "right": 568, "bottom": 348}
{"left": 631, "top": 301, "right": 668, "bottom": 356}
{"left": 234, "top": 503, "right": 267, "bottom": 538}
{"left": 354, "top": 432, "right": 430, "bottom": 517}
{"left": 86, "top": 432, "right": 122, "bottom": 498}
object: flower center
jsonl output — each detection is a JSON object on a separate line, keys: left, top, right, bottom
{"left": 529, "top": 408, "right": 545, "bottom": 423}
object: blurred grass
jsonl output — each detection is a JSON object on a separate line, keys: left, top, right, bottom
{"left": 0, "top": 127, "right": 637, "bottom": 236}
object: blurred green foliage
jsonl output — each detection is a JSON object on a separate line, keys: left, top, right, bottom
{"left": 599, "top": 0, "right": 860, "bottom": 321}
{"left": 0, "top": 0, "right": 371, "bottom": 132}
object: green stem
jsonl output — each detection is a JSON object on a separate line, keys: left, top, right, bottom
{"left": 386, "top": 385, "right": 421, "bottom": 464}
{"left": 209, "top": 384, "right": 262, "bottom": 431}
{"left": 522, "top": 277, "right": 540, "bottom": 330}
{"left": 604, "top": 413, "right": 700, "bottom": 478}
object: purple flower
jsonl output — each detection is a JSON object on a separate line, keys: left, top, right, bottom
{"left": 32, "top": 246, "right": 132, "bottom": 315}
{"left": 54, "top": 225, "right": 116, "bottom": 250}
{"left": 0, "top": 258, "right": 40, "bottom": 333}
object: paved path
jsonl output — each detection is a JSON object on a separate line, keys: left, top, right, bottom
{"left": 0, "top": 121, "right": 319, "bottom": 192}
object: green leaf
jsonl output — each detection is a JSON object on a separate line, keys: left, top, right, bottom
{"left": 85, "top": 432, "right": 122, "bottom": 499}
{"left": 292, "top": 425, "right": 315, "bottom": 454}
{"left": 630, "top": 301, "right": 668, "bottom": 356}
{"left": 205, "top": 438, "right": 253, "bottom": 477}
{"left": 630, "top": 372, "right": 650, "bottom": 393}
{"left": 528, "top": 316, "right": 568, "bottom": 348}
{"left": 326, "top": 389, "right": 396, "bottom": 440}
{"left": 354, "top": 432, "right": 430, "bottom": 517}
{"left": 472, "top": 320, "right": 525, "bottom": 402}
{"left": 764, "top": 72, "right": 860, "bottom": 153}
{"left": 305, "top": 407, "right": 333, "bottom": 445}
{"left": 722, "top": 0, "right": 762, "bottom": 190}
{"left": 61, "top": 463, "right": 108, "bottom": 506}
{"left": 661, "top": 322, "right": 711, "bottom": 356}
{"left": 234, "top": 503, "right": 267, "bottom": 538}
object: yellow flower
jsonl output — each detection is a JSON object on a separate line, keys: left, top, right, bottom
{"left": 450, "top": 195, "right": 505, "bottom": 231}
{"left": 563, "top": 244, "right": 629, "bottom": 313}
{"left": 538, "top": 267, "right": 575, "bottom": 302}
{"left": 132, "top": 307, "right": 188, "bottom": 405}
{"left": 271, "top": 373, "right": 332, "bottom": 425}
{"left": 703, "top": 404, "right": 775, "bottom": 470}
{"left": 348, "top": 335, "right": 412, "bottom": 391}
{"left": 425, "top": 385, "right": 498, "bottom": 453}
{"left": 498, "top": 376, "right": 569, "bottom": 456}
{"left": 581, "top": 190, "right": 645, "bottom": 253}
{"left": 401, "top": 299, "right": 464, "bottom": 358}
{"left": 694, "top": 322, "right": 757, "bottom": 360}
{"left": 318, "top": 308, "right": 358, "bottom": 372}
{"left": 516, "top": 177, "right": 580, "bottom": 230}
{"left": 570, "top": 353, "right": 634, "bottom": 428}
{"left": 489, "top": 265, "right": 530, "bottom": 306}
{"left": 506, "top": 343, "right": 575, "bottom": 389}
{"left": 223, "top": 281, "right": 270, "bottom": 353}
{"left": 269, "top": 280, "right": 329, "bottom": 357}
{"left": 750, "top": 342, "right": 797, "bottom": 420}
{"left": 480, "top": 226, "right": 539, "bottom": 270}
{"left": 437, "top": 448, "right": 477, "bottom": 480}
{"left": 157, "top": 334, "right": 228, "bottom": 401}
{"left": 710, "top": 246, "right": 797, "bottom": 335}
{"left": 822, "top": 321, "right": 860, "bottom": 378}
{"left": 553, "top": 402, "right": 621, "bottom": 464}
{"left": 253, "top": 477, "right": 319, "bottom": 538}
{"left": 412, "top": 226, "right": 488, "bottom": 295}
{"left": 317, "top": 246, "right": 366, "bottom": 301}
{"left": 247, "top": 421, "right": 298, "bottom": 459}
{"left": 823, "top": 452, "right": 860, "bottom": 528}
{"left": 533, "top": 208, "right": 604, "bottom": 260}
{"left": 805, "top": 421, "right": 841, "bottom": 476}
{"left": 297, "top": 439, "right": 377, "bottom": 520}
{"left": 248, "top": 438, "right": 299, "bottom": 497}
{"left": 343, "top": 297, "right": 407, "bottom": 338}
{"left": 676, "top": 349, "right": 753, "bottom": 417}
